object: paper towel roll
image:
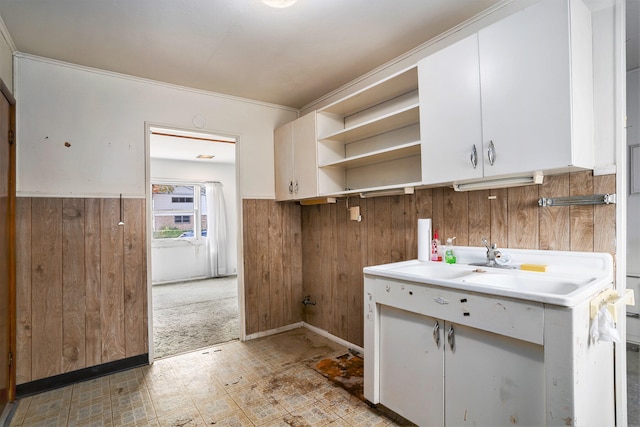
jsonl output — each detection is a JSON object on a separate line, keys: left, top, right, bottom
{"left": 418, "top": 218, "right": 432, "bottom": 261}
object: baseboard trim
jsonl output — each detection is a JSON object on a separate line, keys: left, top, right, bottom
{"left": 302, "top": 322, "right": 364, "bottom": 357}
{"left": 244, "top": 322, "right": 304, "bottom": 341}
{"left": 243, "top": 322, "right": 364, "bottom": 357}
{"left": 16, "top": 354, "right": 149, "bottom": 398}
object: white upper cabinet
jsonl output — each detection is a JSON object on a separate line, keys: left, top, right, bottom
{"left": 274, "top": 111, "right": 318, "bottom": 201}
{"left": 419, "top": 0, "right": 594, "bottom": 185}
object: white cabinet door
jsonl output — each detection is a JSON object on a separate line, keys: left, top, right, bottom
{"left": 419, "top": 0, "right": 592, "bottom": 185}
{"left": 274, "top": 121, "right": 294, "bottom": 201}
{"left": 274, "top": 112, "right": 318, "bottom": 201}
{"left": 444, "top": 323, "right": 545, "bottom": 427}
{"left": 379, "top": 305, "right": 443, "bottom": 426}
{"left": 292, "top": 112, "right": 318, "bottom": 200}
{"left": 419, "top": 34, "right": 483, "bottom": 184}
{"left": 478, "top": 0, "right": 572, "bottom": 177}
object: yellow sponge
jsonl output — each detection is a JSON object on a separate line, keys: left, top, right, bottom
{"left": 520, "top": 264, "right": 548, "bottom": 272}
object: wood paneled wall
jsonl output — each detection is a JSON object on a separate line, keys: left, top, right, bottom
{"left": 242, "top": 199, "right": 303, "bottom": 336}
{"left": 15, "top": 197, "right": 147, "bottom": 384}
{"left": 300, "top": 171, "right": 616, "bottom": 347}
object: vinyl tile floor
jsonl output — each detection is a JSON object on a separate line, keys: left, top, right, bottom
{"left": 8, "top": 328, "right": 407, "bottom": 427}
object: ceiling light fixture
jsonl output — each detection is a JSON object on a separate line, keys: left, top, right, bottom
{"left": 261, "top": 0, "right": 297, "bottom": 8}
{"left": 196, "top": 154, "right": 215, "bottom": 159}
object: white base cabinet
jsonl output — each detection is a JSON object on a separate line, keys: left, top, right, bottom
{"left": 364, "top": 273, "right": 614, "bottom": 427}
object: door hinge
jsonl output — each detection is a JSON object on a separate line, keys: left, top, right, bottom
{"left": 8, "top": 351, "right": 12, "bottom": 367}
{"left": 8, "top": 130, "right": 13, "bottom": 145}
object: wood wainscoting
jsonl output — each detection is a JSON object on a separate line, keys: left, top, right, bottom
{"left": 300, "top": 171, "right": 616, "bottom": 348}
{"left": 242, "top": 199, "right": 303, "bottom": 336}
{"left": 15, "top": 197, "right": 147, "bottom": 385}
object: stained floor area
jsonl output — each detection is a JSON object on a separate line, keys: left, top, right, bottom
{"left": 8, "top": 328, "right": 406, "bottom": 427}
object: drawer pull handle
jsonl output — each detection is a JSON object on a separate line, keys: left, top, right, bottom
{"left": 433, "top": 321, "right": 440, "bottom": 347}
{"left": 470, "top": 144, "right": 478, "bottom": 169}
{"left": 628, "top": 312, "right": 640, "bottom": 319}
{"left": 448, "top": 325, "right": 455, "bottom": 351}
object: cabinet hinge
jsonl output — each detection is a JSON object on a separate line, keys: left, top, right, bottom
{"left": 8, "top": 130, "right": 13, "bottom": 145}
{"left": 8, "top": 351, "right": 12, "bottom": 367}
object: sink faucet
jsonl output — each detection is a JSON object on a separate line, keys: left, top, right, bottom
{"left": 481, "top": 238, "right": 502, "bottom": 266}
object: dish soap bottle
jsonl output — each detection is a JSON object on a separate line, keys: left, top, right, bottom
{"left": 431, "top": 229, "right": 442, "bottom": 262}
{"left": 445, "top": 237, "right": 457, "bottom": 264}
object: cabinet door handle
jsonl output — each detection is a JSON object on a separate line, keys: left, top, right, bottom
{"left": 294, "top": 180, "right": 299, "bottom": 194}
{"left": 487, "top": 140, "right": 496, "bottom": 166}
{"left": 470, "top": 144, "right": 478, "bottom": 169}
{"left": 628, "top": 312, "right": 640, "bottom": 319}
{"left": 288, "top": 181, "right": 294, "bottom": 194}
{"left": 433, "top": 321, "right": 441, "bottom": 347}
{"left": 447, "top": 325, "right": 455, "bottom": 351}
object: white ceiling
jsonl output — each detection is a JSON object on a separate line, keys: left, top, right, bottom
{"left": 149, "top": 127, "right": 237, "bottom": 164}
{"left": 0, "top": 0, "right": 502, "bottom": 109}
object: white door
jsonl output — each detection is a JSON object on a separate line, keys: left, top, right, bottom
{"left": 419, "top": 34, "right": 483, "bottom": 185}
{"left": 444, "top": 322, "right": 545, "bottom": 426}
{"left": 292, "top": 112, "right": 318, "bottom": 200}
{"left": 478, "top": 0, "right": 572, "bottom": 177}
{"left": 274, "top": 122, "right": 294, "bottom": 201}
{"left": 379, "top": 305, "right": 444, "bottom": 426}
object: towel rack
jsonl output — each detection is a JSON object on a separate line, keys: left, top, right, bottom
{"left": 538, "top": 194, "right": 616, "bottom": 207}
{"left": 590, "top": 288, "right": 635, "bottom": 322}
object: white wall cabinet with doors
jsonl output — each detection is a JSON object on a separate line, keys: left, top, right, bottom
{"left": 274, "top": 111, "right": 318, "bottom": 201}
{"left": 419, "top": 0, "right": 594, "bottom": 186}
{"left": 367, "top": 276, "right": 545, "bottom": 426}
{"left": 315, "top": 67, "right": 421, "bottom": 196}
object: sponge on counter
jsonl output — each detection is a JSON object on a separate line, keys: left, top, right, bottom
{"left": 520, "top": 264, "right": 548, "bottom": 272}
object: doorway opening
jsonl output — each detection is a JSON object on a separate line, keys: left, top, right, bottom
{"left": 149, "top": 126, "right": 239, "bottom": 359}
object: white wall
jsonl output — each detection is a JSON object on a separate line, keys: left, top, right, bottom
{"left": 14, "top": 54, "right": 297, "bottom": 199}
{"left": 628, "top": 68, "right": 640, "bottom": 274}
{"left": 150, "top": 158, "right": 238, "bottom": 283}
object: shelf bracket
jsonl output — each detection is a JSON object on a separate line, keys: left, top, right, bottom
{"left": 538, "top": 194, "right": 616, "bottom": 207}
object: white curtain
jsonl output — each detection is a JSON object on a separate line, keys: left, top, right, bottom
{"left": 205, "top": 182, "right": 229, "bottom": 277}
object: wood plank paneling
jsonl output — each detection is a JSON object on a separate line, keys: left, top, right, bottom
{"left": 295, "top": 172, "right": 616, "bottom": 348}
{"left": 468, "top": 190, "right": 491, "bottom": 247}
{"left": 123, "top": 198, "right": 145, "bottom": 357}
{"left": 243, "top": 199, "right": 303, "bottom": 336}
{"left": 539, "top": 174, "right": 570, "bottom": 251}
{"left": 62, "top": 198, "right": 86, "bottom": 372}
{"left": 100, "top": 198, "right": 125, "bottom": 363}
{"left": 84, "top": 198, "right": 102, "bottom": 367}
{"left": 594, "top": 174, "right": 616, "bottom": 255}
{"left": 443, "top": 188, "right": 468, "bottom": 246}
{"left": 242, "top": 199, "right": 259, "bottom": 335}
{"left": 570, "top": 171, "right": 594, "bottom": 252}
{"left": 15, "top": 196, "right": 148, "bottom": 384}
{"left": 15, "top": 198, "right": 31, "bottom": 384}
{"left": 31, "top": 198, "right": 63, "bottom": 380}
{"left": 268, "top": 201, "right": 284, "bottom": 329}
{"left": 507, "top": 186, "right": 539, "bottom": 249}
{"left": 489, "top": 189, "right": 508, "bottom": 246}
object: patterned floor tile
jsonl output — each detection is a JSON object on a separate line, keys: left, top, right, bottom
{"left": 193, "top": 393, "right": 240, "bottom": 419}
{"left": 8, "top": 328, "right": 395, "bottom": 427}
{"left": 239, "top": 398, "right": 288, "bottom": 426}
{"left": 202, "top": 409, "right": 254, "bottom": 426}
{"left": 341, "top": 406, "right": 391, "bottom": 427}
{"left": 285, "top": 402, "right": 340, "bottom": 426}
